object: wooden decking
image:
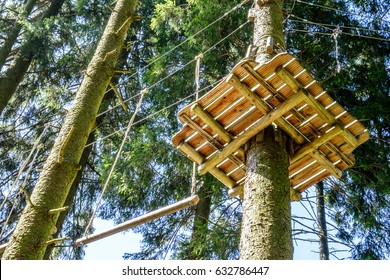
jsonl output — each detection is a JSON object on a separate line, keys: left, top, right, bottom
{"left": 172, "top": 53, "right": 369, "bottom": 197}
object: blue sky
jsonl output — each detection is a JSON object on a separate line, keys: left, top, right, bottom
{"left": 83, "top": 188, "right": 350, "bottom": 260}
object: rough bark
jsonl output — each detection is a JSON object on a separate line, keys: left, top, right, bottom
{"left": 43, "top": 42, "right": 132, "bottom": 260}
{"left": 187, "top": 183, "right": 212, "bottom": 260}
{"left": 0, "top": 0, "right": 65, "bottom": 115}
{"left": 240, "top": 0, "right": 293, "bottom": 260}
{"left": 316, "top": 181, "right": 329, "bottom": 260}
{"left": 0, "top": 0, "right": 38, "bottom": 69}
{"left": 2, "top": 0, "right": 139, "bottom": 260}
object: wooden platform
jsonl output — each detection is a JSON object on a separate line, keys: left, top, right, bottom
{"left": 172, "top": 53, "right": 369, "bottom": 197}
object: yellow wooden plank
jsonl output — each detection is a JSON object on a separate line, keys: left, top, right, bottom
{"left": 199, "top": 91, "right": 306, "bottom": 175}
{"left": 226, "top": 73, "right": 306, "bottom": 144}
{"left": 178, "top": 142, "right": 236, "bottom": 188}
{"left": 291, "top": 124, "right": 344, "bottom": 163}
{"left": 311, "top": 150, "right": 342, "bottom": 178}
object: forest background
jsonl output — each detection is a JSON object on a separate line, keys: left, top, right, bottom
{"left": 0, "top": 0, "right": 389, "bottom": 260}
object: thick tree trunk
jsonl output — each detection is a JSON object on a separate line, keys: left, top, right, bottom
{"left": 187, "top": 183, "right": 212, "bottom": 260}
{"left": 0, "top": 0, "right": 38, "bottom": 69}
{"left": 240, "top": 0, "right": 293, "bottom": 260}
{"left": 0, "top": 0, "right": 65, "bottom": 114}
{"left": 2, "top": 0, "right": 139, "bottom": 260}
{"left": 42, "top": 131, "right": 96, "bottom": 260}
{"left": 43, "top": 42, "right": 132, "bottom": 260}
{"left": 317, "top": 181, "right": 329, "bottom": 260}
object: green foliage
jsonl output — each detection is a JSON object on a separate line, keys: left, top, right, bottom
{"left": 0, "top": 0, "right": 388, "bottom": 260}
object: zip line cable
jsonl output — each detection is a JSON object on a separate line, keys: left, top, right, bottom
{"left": 295, "top": 0, "right": 390, "bottom": 23}
{"left": 0, "top": 126, "right": 47, "bottom": 211}
{"left": 85, "top": 78, "right": 223, "bottom": 148}
{"left": 0, "top": 144, "right": 42, "bottom": 238}
{"left": 87, "top": 21, "right": 249, "bottom": 147}
{"left": 95, "top": 0, "right": 250, "bottom": 117}
{"left": 0, "top": 0, "right": 250, "bottom": 155}
{"left": 84, "top": 89, "right": 147, "bottom": 236}
{"left": 289, "top": 15, "right": 390, "bottom": 35}
{"left": 287, "top": 28, "right": 390, "bottom": 42}
{"left": 97, "top": 21, "right": 249, "bottom": 120}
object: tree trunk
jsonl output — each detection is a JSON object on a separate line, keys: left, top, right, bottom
{"left": 240, "top": 0, "right": 293, "bottom": 260}
{"left": 0, "top": 0, "right": 65, "bottom": 115}
{"left": 2, "top": 0, "right": 139, "bottom": 260}
{"left": 0, "top": 0, "right": 38, "bottom": 70}
{"left": 43, "top": 41, "right": 133, "bottom": 260}
{"left": 187, "top": 183, "right": 212, "bottom": 260}
{"left": 317, "top": 181, "right": 329, "bottom": 260}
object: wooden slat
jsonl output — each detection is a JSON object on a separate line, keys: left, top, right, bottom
{"left": 291, "top": 124, "right": 344, "bottom": 163}
{"left": 199, "top": 91, "right": 306, "bottom": 175}
{"left": 226, "top": 73, "right": 306, "bottom": 144}
{"left": 311, "top": 150, "right": 342, "bottom": 178}
{"left": 178, "top": 142, "right": 236, "bottom": 188}
{"left": 302, "top": 90, "right": 337, "bottom": 124}
{"left": 276, "top": 66, "right": 337, "bottom": 125}
{"left": 191, "top": 103, "right": 245, "bottom": 158}
{"left": 275, "top": 65, "right": 301, "bottom": 93}
{"left": 228, "top": 185, "right": 244, "bottom": 198}
{"left": 340, "top": 129, "right": 359, "bottom": 148}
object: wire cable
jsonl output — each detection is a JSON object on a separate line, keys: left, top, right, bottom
{"left": 289, "top": 15, "right": 390, "bottom": 34}
{"left": 83, "top": 89, "right": 147, "bottom": 236}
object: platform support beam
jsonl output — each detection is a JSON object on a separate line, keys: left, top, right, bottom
{"left": 199, "top": 91, "right": 306, "bottom": 175}
{"left": 291, "top": 124, "right": 344, "bottom": 163}
{"left": 227, "top": 73, "right": 306, "bottom": 144}
{"left": 191, "top": 103, "right": 245, "bottom": 158}
{"left": 178, "top": 142, "right": 237, "bottom": 188}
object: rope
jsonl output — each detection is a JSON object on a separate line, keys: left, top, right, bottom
{"left": 0, "top": 126, "right": 48, "bottom": 211}
{"left": 332, "top": 27, "right": 342, "bottom": 73}
{"left": 0, "top": 144, "right": 42, "bottom": 239}
{"left": 85, "top": 78, "right": 223, "bottom": 148}
{"left": 286, "top": 28, "right": 390, "bottom": 42}
{"left": 83, "top": 88, "right": 147, "bottom": 236}
{"left": 191, "top": 54, "right": 203, "bottom": 195}
{"left": 86, "top": 22, "right": 248, "bottom": 148}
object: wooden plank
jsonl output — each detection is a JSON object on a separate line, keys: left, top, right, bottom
{"left": 226, "top": 73, "right": 306, "bottom": 144}
{"left": 340, "top": 129, "right": 359, "bottom": 148}
{"left": 311, "top": 150, "right": 343, "bottom": 178}
{"left": 276, "top": 66, "right": 337, "bottom": 125}
{"left": 191, "top": 103, "right": 245, "bottom": 158}
{"left": 302, "top": 90, "right": 337, "bottom": 124}
{"left": 75, "top": 195, "right": 200, "bottom": 246}
{"left": 181, "top": 115, "right": 245, "bottom": 169}
{"left": 228, "top": 185, "right": 244, "bottom": 198}
{"left": 275, "top": 65, "right": 301, "bottom": 93}
{"left": 242, "top": 63, "right": 278, "bottom": 95}
{"left": 199, "top": 91, "right": 306, "bottom": 175}
{"left": 178, "top": 142, "right": 236, "bottom": 188}
{"left": 291, "top": 124, "right": 344, "bottom": 163}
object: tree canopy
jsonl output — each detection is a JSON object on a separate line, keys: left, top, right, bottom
{"left": 0, "top": 0, "right": 389, "bottom": 260}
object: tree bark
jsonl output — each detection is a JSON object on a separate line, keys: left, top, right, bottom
{"left": 240, "top": 0, "right": 293, "bottom": 260}
{"left": 0, "top": 0, "right": 65, "bottom": 115}
{"left": 43, "top": 41, "right": 133, "bottom": 260}
{"left": 0, "top": 0, "right": 38, "bottom": 70}
{"left": 2, "top": 0, "right": 139, "bottom": 260}
{"left": 187, "top": 183, "right": 212, "bottom": 260}
{"left": 317, "top": 181, "right": 329, "bottom": 260}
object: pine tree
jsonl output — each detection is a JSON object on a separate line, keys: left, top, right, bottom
{"left": 239, "top": 0, "right": 293, "bottom": 260}
{"left": 2, "top": 0, "right": 139, "bottom": 259}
